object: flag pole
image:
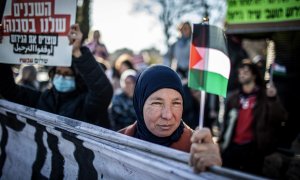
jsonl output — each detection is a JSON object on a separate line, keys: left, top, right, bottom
{"left": 199, "top": 91, "right": 206, "bottom": 129}
{"left": 198, "top": 17, "right": 209, "bottom": 129}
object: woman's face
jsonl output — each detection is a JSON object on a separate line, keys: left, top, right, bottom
{"left": 123, "top": 76, "right": 135, "bottom": 98}
{"left": 143, "top": 88, "right": 183, "bottom": 137}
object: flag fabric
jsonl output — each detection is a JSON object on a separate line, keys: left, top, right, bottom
{"left": 188, "top": 24, "right": 230, "bottom": 97}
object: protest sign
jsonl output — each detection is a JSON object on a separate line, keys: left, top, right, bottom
{"left": 227, "top": 0, "right": 300, "bottom": 24}
{"left": 226, "top": 0, "right": 300, "bottom": 33}
{"left": 0, "top": 0, "right": 76, "bottom": 66}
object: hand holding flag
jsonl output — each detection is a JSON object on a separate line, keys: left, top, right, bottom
{"left": 188, "top": 23, "right": 230, "bottom": 129}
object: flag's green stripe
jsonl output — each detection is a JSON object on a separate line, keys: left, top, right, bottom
{"left": 188, "top": 69, "right": 228, "bottom": 97}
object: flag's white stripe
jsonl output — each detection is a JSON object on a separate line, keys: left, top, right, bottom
{"left": 192, "top": 47, "right": 230, "bottom": 79}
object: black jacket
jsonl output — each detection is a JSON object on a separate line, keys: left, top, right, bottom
{"left": 0, "top": 47, "right": 113, "bottom": 128}
{"left": 219, "top": 88, "right": 287, "bottom": 156}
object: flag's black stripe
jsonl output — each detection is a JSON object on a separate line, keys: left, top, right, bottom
{"left": 192, "top": 24, "right": 228, "bottom": 55}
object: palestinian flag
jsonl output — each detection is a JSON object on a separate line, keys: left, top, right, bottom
{"left": 188, "top": 24, "right": 230, "bottom": 97}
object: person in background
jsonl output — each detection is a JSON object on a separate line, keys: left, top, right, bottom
{"left": 114, "top": 53, "right": 135, "bottom": 77}
{"left": 94, "top": 55, "right": 114, "bottom": 83}
{"left": 219, "top": 60, "right": 287, "bottom": 175}
{"left": 15, "top": 65, "right": 39, "bottom": 90}
{"left": 85, "top": 30, "right": 109, "bottom": 60}
{"left": 118, "top": 65, "right": 221, "bottom": 172}
{"left": 110, "top": 69, "right": 137, "bottom": 130}
{"left": 0, "top": 24, "right": 113, "bottom": 128}
{"left": 226, "top": 35, "right": 249, "bottom": 97}
{"left": 164, "top": 21, "right": 191, "bottom": 79}
{"left": 112, "top": 53, "right": 135, "bottom": 94}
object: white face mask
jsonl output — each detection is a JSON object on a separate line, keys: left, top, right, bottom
{"left": 53, "top": 74, "right": 76, "bottom": 93}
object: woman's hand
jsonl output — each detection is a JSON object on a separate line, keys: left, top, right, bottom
{"left": 189, "top": 128, "right": 222, "bottom": 173}
{"left": 68, "top": 24, "right": 83, "bottom": 58}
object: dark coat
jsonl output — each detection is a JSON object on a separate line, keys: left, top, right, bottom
{"left": 220, "top": 88, "right": 288, "bottom": 156}
{"left": 110, "top": 92, "right": 136, "bottom": 130}
{"left": 0, "top": 47, "right": 113, "bottom": 128}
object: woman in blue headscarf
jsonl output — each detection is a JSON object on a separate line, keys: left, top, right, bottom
{"left": 119, "top": 65, "right": 222, "bottom": 172}
{"left": 119, "top": 64, "right": 191, "bottom": 151}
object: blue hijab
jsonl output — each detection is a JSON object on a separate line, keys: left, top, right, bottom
{"left": 133, "top": 65, "right": 185, "bottom": 146}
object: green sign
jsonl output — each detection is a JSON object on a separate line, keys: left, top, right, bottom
{"left": 227, "top": 0, "right": 300, "bottom": 24}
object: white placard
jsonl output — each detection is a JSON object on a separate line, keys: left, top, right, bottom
{"left": 0, "top": 0, "right": 77, "bottom": 66}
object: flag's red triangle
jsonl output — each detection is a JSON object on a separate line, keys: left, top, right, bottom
{"left": 189, "top": 43, "right": 202, "bottom": 68}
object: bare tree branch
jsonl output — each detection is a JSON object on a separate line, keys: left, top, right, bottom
{"left": 132, "top": 0, "right": 226, "bottom": 49}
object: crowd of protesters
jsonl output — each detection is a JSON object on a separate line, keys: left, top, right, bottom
{"left": 0, "top": 22, "right": 299, "bottom": 178}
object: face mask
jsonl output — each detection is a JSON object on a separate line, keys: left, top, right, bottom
{"left": 53, "top": 74, "right": 76, "bottom": 93}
